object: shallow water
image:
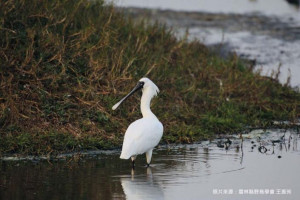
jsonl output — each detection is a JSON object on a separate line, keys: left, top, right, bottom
{"left": 110, "top": 0, "right": 300, "bottom": 88}
{"left": 1, "top": 129, "right": 299, "bottom": 200}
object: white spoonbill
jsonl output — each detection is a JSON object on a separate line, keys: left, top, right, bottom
{"left": 112, "top": 78, "right": 163, "bottom": 167}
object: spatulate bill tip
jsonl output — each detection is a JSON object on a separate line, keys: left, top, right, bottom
{"left": 112, "top": 102, "right": 120, "bottom": 110}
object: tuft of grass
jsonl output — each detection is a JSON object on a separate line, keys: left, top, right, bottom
{"left": 0, "top": 0, "right": 299, "bottom": 156}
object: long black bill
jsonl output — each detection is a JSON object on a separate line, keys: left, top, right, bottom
{"left": 112, "top": 81, "right": 144, "bottom": 110}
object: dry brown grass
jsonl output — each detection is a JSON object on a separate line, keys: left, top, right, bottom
{"left": 0, "top": 0, "right": 299, "bottom": 155}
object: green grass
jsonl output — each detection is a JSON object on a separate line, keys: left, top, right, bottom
{"left": 0, "top": 0, "right": 299, "bottom": 156}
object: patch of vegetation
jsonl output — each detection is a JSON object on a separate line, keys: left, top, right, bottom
{"left": 0, "top": 0, "right": 299, "bottom": 156}
{"left": 0, "top": 131, "right": 117, "bottom": 156}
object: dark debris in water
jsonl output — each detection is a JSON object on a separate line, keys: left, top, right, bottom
{"left": 213, "top": 129, "right": 299, "bottom": 158}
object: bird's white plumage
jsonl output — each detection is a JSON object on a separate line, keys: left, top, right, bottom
{"left": 114, "top": 77, "right": 163, "bottom": 164}
{"left": 120, "top": 117, "right": 163, "bottom": 159}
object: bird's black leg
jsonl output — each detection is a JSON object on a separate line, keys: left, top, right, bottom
{"left": 146, "top": 163, "right": 150, "bottom": 168}
{"left": 131, "top": 156, "right": 136, "bottom": 169}
{"left": 132, "top": 160, "right": 135, "bottom": 169}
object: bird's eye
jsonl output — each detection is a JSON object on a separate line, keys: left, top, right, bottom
{"left": 139, "top": 81, "right": 145, "bottom": 87}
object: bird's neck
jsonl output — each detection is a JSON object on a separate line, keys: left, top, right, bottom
{"left": 141, "top": 89, "right": 156, "bottom": 118}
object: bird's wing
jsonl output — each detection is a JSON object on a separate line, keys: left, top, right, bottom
{"left": 120, "top": 118, "right": 163, "bottom": 159}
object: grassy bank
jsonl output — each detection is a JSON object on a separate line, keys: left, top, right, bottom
{"left": 0, "top": 0, "right": 299, "bottom": 156}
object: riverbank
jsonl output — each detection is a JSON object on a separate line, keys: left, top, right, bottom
{"left": 120, "top": 7, "right": 300, "bottom": 88}
{"left": 1, "top": 0, "right": 299, "bottom": 156}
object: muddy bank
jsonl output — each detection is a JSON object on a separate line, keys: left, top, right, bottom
{"left": 124, "top": 8, "right": 300, "bottom": 41}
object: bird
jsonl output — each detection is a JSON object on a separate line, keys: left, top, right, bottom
{"left": 112, "top": 77, "right": 163, "bottom": 168}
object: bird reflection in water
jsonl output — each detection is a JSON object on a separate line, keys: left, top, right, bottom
{"left": 121, "top": 167, "right": 164, "bottom": 200}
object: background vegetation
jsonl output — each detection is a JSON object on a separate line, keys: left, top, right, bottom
{"left": 0, "top": 0, "right": 299, "bottom": 156}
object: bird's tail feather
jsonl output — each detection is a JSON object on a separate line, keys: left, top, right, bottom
{"left": 120, "top": 152, "right": 131, "bottom": 159}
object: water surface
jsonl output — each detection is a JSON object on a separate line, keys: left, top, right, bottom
{"left": 1, "top": 129, "right": 299, "bottom": 200}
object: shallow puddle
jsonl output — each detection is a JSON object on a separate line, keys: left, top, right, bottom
{"left": 1, "top": 129, "right": 299, "bottom": 200}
